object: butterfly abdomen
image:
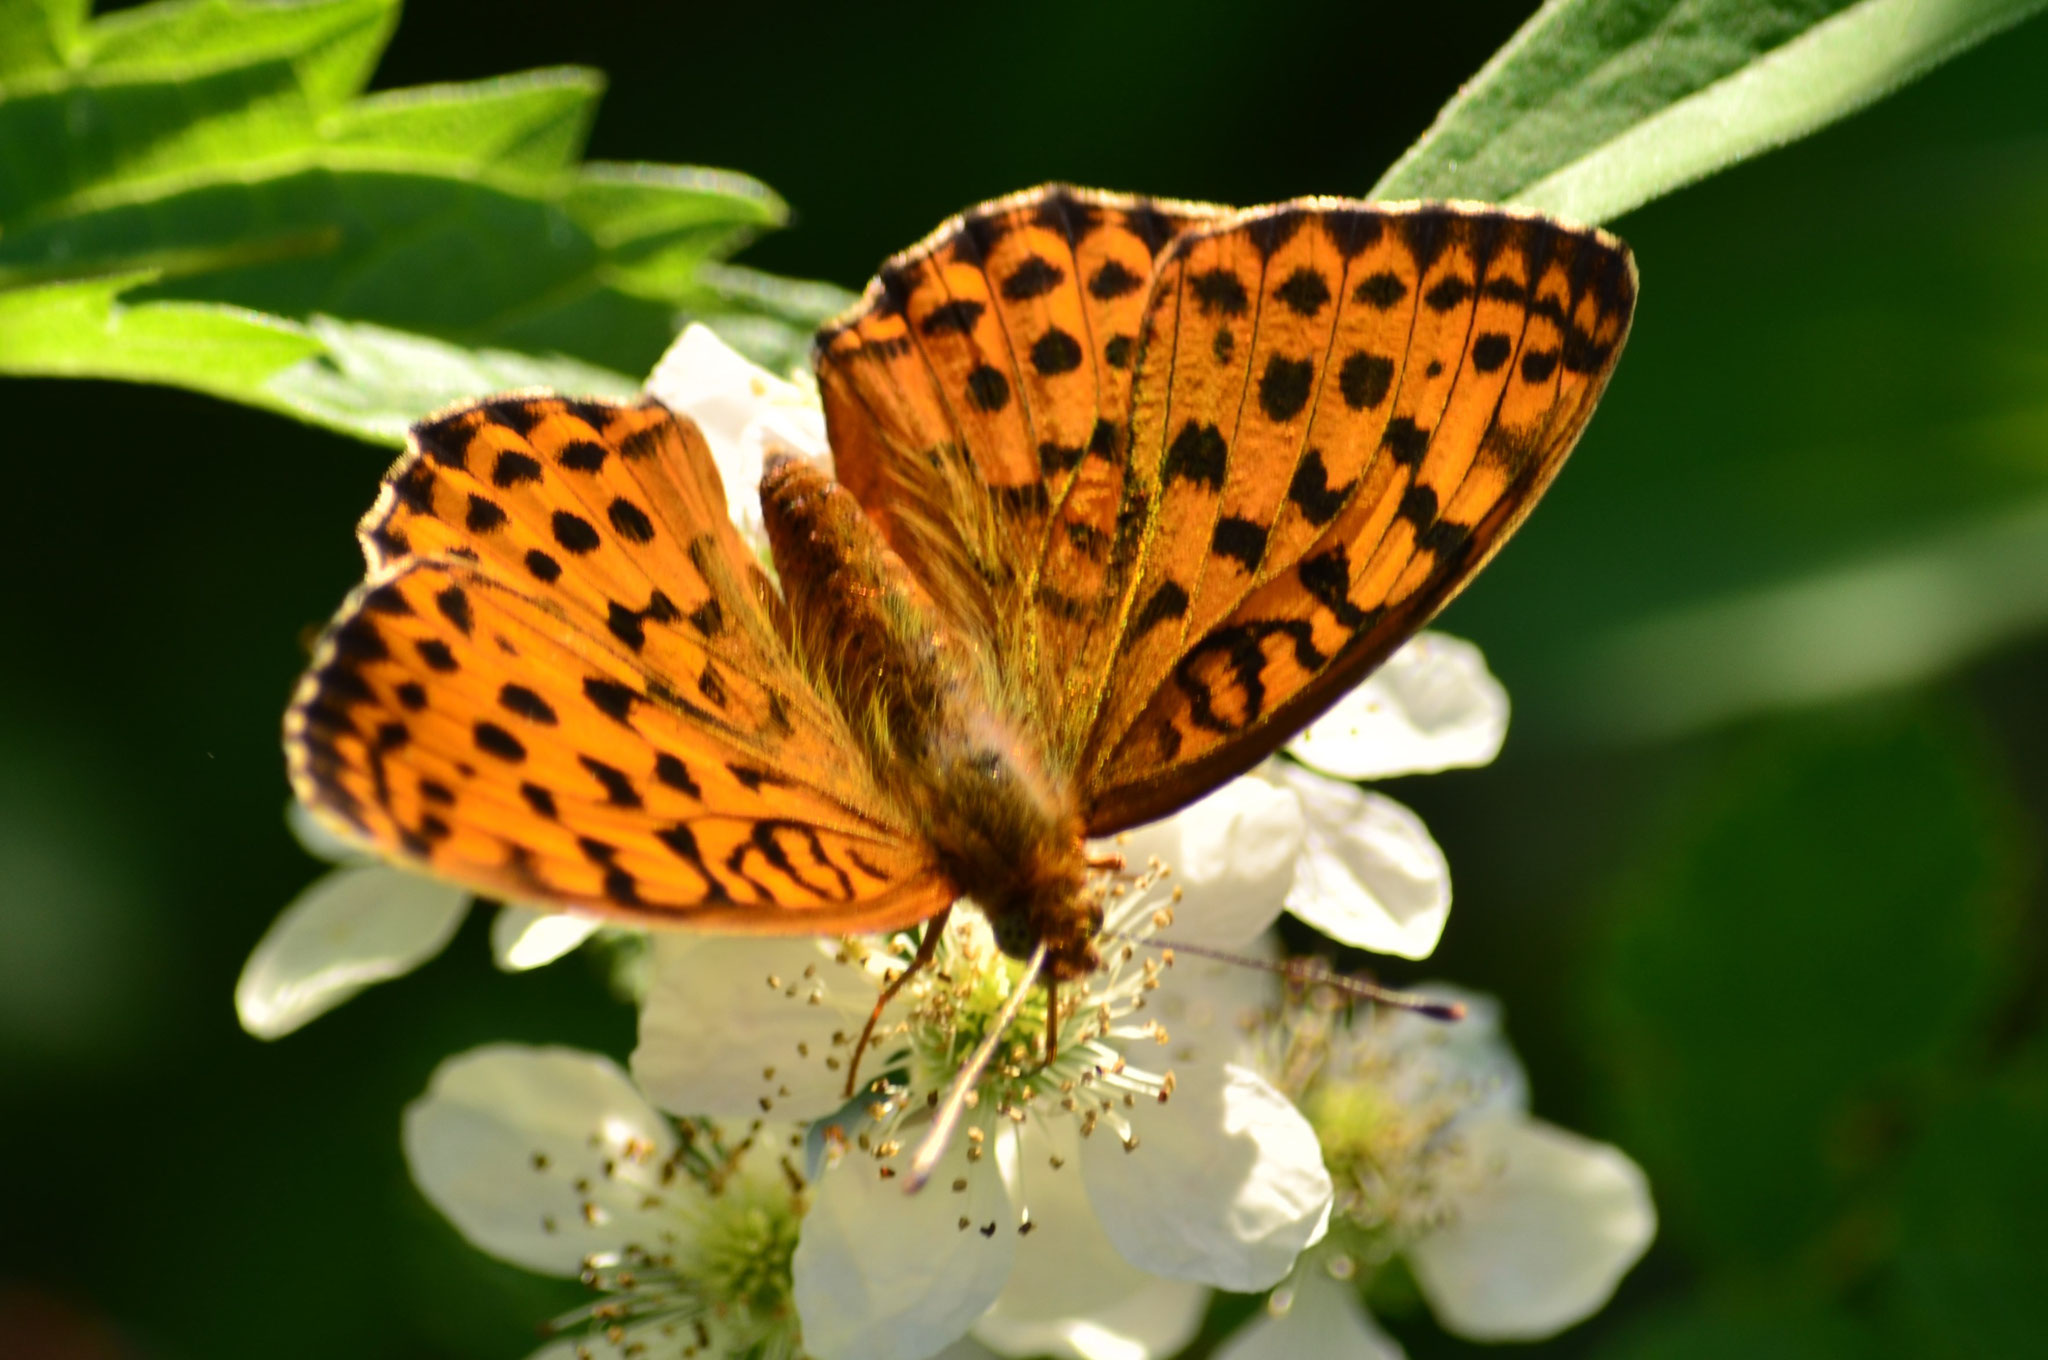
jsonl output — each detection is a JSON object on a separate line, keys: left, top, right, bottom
{"left": 760, "top": 455, "right": 1099, "bottom": 979}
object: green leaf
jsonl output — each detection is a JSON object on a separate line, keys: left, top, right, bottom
{"left": 1594, "top": 705, "right": 2027, "bottom": 1269}
{"left": 0, "top": 0, "right": 86, "bottom": 77}
{"left": 84, "top": 0, "right": 395, "bottom": 109}
{"left": 1373, "top": 0, "right": 2048, "bottom": 223}
{"left": 0, "top": 269, "right": 325, "bottom": 402}
{"left": 319, "top": 68, "right": 603, "bottom": 176}
{"left": 0, "top": 0, "right": 833, "bottom": 442}
{"left": 267, "top": 317, "right": 640, "bottom": 444}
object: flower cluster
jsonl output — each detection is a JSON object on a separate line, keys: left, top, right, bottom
{"left": 240, "top": 325, "right": 1653, "bottom": 1360}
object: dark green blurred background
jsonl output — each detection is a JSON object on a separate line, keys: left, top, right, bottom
{"left": 4, "top": 2, "right": 2045, "bottom": 1356}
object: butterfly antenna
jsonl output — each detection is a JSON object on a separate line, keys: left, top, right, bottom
{"left": 1111, "top": 933, "right": 1466, "bottom": 1023}
{"left": 845, "top": 906, "right": 952, "bottom": 1099}
{"left": 904, "top": 942, "right": 1046, "bottom": 1194}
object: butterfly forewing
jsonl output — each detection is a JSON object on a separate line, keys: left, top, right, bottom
{"left": 1077, "top": 202, "right": 1636, "bottom": 831}
{"left": 814, "top": 185, "right": 1226, "bottom": 722}
{"left": 286, "top": 396, "right": 951, "bottom": 931}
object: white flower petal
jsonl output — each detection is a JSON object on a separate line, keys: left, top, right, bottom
{"left": 402, "top": 1044, "right": 677, "bottom": 1276}
{"left": 1081, "top": 1062, "right": 1331, "bottom": 1291}
{"left": 1408, "top": 1116, "right": 1656, "bottom": 1341}
{"left": 1287, "top": 632, "right": 1507, "bottom": 780}
{"left": 1372, "top": 985, "right": 1529, "bottom": 1121}
{"left": 1112, "top": 777, "right": 1304, "bottom": 949}
{"left": 976, "top": 1274, "right": 1207, "bottom": 1360}
{"left": 235, "top": 865, "right": 469, "bottom": 1039}
{"left": 793, "top": 1122, "right": 1020, "bottom": 1360}
{"left": 974, "top": 1124, "right": 1209, "bottom": 1360}
{"left": 1269, "top": 762, "right": 1450, "bottom": 960}
{"left": 1214, "top": 1269, "right": 1406, "bottom": 1360}
{"left": 286, "top": 799, "right": 373, "bottom": 864}
{"left": 644, "top": 323, "right": 828, "bottom": 549}
{"left": 490, "top": 904, "right": 602, "bottom": 971}
{"left": 1151, "top": 942, "right": 1278, "bottom": 1073}
{"left": 633, "top": 933, "right": 882, "bottom": 1122}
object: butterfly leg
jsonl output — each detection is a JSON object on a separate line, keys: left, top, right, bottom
{"left": 1043, "top": 982, "right": 1061, "bottom": 1068}
{"left": 845, "top": 905, "right": 952, "bottom": 1098}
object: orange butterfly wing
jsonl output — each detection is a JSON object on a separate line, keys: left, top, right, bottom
{"left": 1077, "top": 202, "right": 1636, "bottom": 830}
{"left": 813, "top": 184, "right": 1227, "bottom": 739}
{"left": 285, "top": 396, "right": 951, "bottom": 932}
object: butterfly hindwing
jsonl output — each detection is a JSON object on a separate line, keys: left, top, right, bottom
{"left": 286, "top": 396, "right": 952, "bottom": 932}
{"left": 1076, "top": 201, "right": 1637, "bottom": 831}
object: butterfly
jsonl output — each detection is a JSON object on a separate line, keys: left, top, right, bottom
{"left": 285, "top": 184, "right": 1634, "bottom": 1012}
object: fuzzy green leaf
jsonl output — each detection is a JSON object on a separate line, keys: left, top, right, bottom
{"left": 1374, "top": 0, "right": 2048, "bottom": 223}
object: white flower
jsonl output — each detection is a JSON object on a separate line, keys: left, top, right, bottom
{"left": 633, "top": 855, "right": 1330, "bottom": 1360}
{"left": 1214, "top": 987, "right": 1656, "bottom": 1357}
{"left": 403, "top": 1043, "right": 809, "bottom": 1360}
{"left": 235, "top": 858, "right": 470, "bottom": 1040}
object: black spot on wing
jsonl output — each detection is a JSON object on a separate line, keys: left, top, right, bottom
{"left": 1298, "top": 547, "right": 1370, "bottom": 629}
{"left": 1258, "top": 356, "right": 1315, "bottom": 422}
{"left": 583, "top": 676, "right": 638, "bottom": 724}
{"left": 434, "top": 585, "right": 473, "bottom": 635}
{"left": 1339, "top": 351, "right": 1394, "bottom": 409}
{"left": 1031, "top": 328, "right": 1084, "bottom": 375}
{"left": 416, "top": 639, "right": 458, "bottom": 672}
{"left": 655, "top": 753, "right": 701, "bottom": 799}
{"left": 1274, "top": 266, "right": 1331, "bottom": 317}
{"left": 608, "top": 497, "right": 656, "bottom": 544}
{"left": 492, "top": 450, "right": 542, "bottom": 487}
{"left": 499, "top": 683, "right": 557, "bottom": 725}
{"left": 579, "top": 755, "right": 642, "bottom": 808}
{"left": 1425, "top": 276, "right": 1474, "bottom": 312}
{"left": 1320, "top": 208, "right": 1383, "bottom": 257}
{"left": 1471, "top": 332, "right": 1513, "bottom": 373}
{"left": 1089, "top": 259, "right": 1144, "bottom": 299}
{"left": 362, "top": 583, "right": 413, "bottom": 616}
{"left": 1383, "top": 418, "right": 1430, "bottom": 467}
{"left": 552, "top": 511, "right": 601, "bottom": 554}
{"left": 1003, "top": 255, "right": 1065, "bottom": 300}
{"left": 1287, "top": 449, "right": 1355, "bottom": 527}
{"left": 607, "top": 601, "right": 645, "bottom": 651}
{"left": 1354, "top": 271, "right": 1407, "bottom": 310}
{"left": 1130, "top": 580, "right": 1189, "bottom": 641}
{"left": 965, "top": 365, "right": 1011, "bottom": 412}
{"left": 473, "top": 721, "right": 526, "bottom": 763}
{"left": 921, "top": 299, "right": 985, "bottom": 335}
{"left": 1190, "top": 268, "right": 1249, "bottom": 317}
{"left": 1243, "top": 211, "right": 1304, "bottom": 258}
{"left": 1212, "top": 516, "right": 1268, "bottom": 572}
{"left": 1162, "top": 421, "right": 1227, "bottom": 489}
{"left": 465, "top": 495, "right": 508, "bottom": 533}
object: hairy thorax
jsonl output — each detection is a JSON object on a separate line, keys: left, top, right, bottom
{"left": 759, "top": 456, "right": 1101, "bottom": 981}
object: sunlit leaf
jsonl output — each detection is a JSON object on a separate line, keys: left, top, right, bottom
{"left": 0, "top": 0, "right": 830, "bottom": 442}
{"left": 1374, "top": 0, "right": 2048, "bottom": 224}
